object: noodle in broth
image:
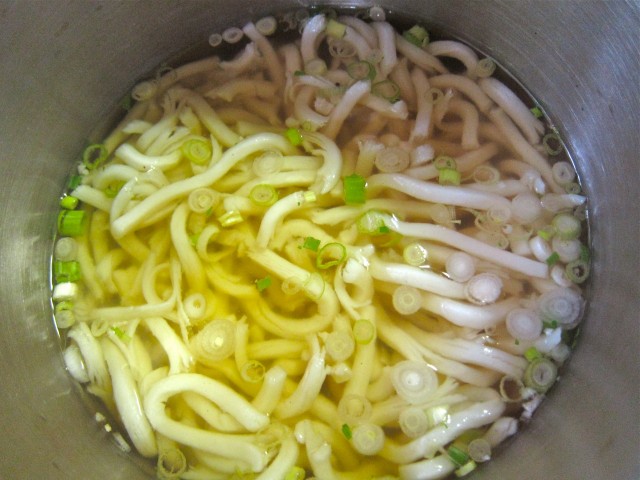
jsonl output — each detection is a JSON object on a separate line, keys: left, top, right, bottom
{"left": 51, "top": 7, "right": 589, "bottom": 479}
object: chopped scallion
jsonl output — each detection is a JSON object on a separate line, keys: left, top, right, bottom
{"left": 448, "top": 445, "right": 470, "bottom": 468}
{"left": 57, "top": 210, "right": 86, "bottom": 236}
{"left": 353, "top": 319, "right": 375, "bottom": 344}
{"left": 59, "top": 195, "right": 79, "bottom": 210}
{"left": 82, "top": 144, "right": 109, "bottom": 170}
{"left": 438, "top": 168, "right": 461, "bottom": 186}
{"left": 285, "top": 127, "right": 303, "bottom": 146}
{"left": 343, "top": 173, "right": 367, "bottom": 205}
{"left": 524, "top": 347, "right": 542, "bottom": 362}
{"left": 347, "top": 60, "right": 376, "bottom": 81}
{"left": 403, "top": 24, "right": 429, "bottom": 47}
{"left": 316, "top": 242, "right": 347, "bottom": 269}
{"left": 565, "top": 258, "right": 590, "bottom": 284}
{"left": 111, "top": 326, "right": 131, "bottom": 342}
{"left": 546, "top": 252, "right": 560, "bottom": 266}
{"left": 255, "top": 276, "right": 272, "bottom": 292}
{"left": 53, "top": 260, "right": 81, "bottom": 283}
{"left": 372, "top": 80, "right": 400, "bottom": 102}
{"left": 356, "top": 210, "right": 388, "bottom": 235}
{"left": 434, "top": 155, "right": 457, "bottom": 170}
{"left": 293, "top": 70, "right": 305, "bottom": 77}
{"left": 537, "top": 225, "right": 556, "bottom": 241}
{"left": 326, "top": 18, "right": 347, "bottom": 38}
{"left": 454, "top": 460, "right": 478, "bottom": 477}
{"left": 341, "top": 423, "right": 353, "bottom": 440}
{"left": 68, "top": 175, "right": 82, "bottom": 190}
{"left": 104, "top": 181, "right": 125, "bottom": 198}
{"left": 249, "top": 184, "right": 279, "bottom": 206}
{"left": 301, "top": 236, "right": 321, "bottom": 252}
{"left": 543, "top": 132, "right": 563, "bottom": 155}
{"left": 284, "top": 466, "right": 306, "bottom": 480}
{"left": 551, "top": 213, "right": 581, "bottom": 240}
{"left": 218, "top": 210, "right": 243, "bottom": 227}
{"left": 181, "top": 138, "right": 212, "bottom": 165}
{"left": 523, "top": 357, "right": 558, "bottom": 393}
{"left": 530, "top": 106, "right": 543, "bottom": 118}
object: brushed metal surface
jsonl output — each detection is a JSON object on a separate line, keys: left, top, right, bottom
{"left": 0, "top": 1, "right": 638, "bottom": 479}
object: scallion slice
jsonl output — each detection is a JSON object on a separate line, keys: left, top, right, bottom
{"left": 353, "top": 319, "right": 375, "bottom": 344}
{"left": 448, "top": 445, "right": 470, "bottom": 467}
{"left": 255, "top": 276, "right": 272, "bottom": 292}
{"left": 57, "top": 210, "right": 86, "bottom": 236}
{"left": 59, "top": 195, "right": 79, "bottom": 210}
{"left": 181, "top": 138, "right": 212, "bottom": 165}
{"left": 402, "top": 24, "right": 429, "bottom": 47}
{"left": 341, "top": 423, "right": 353, "bottom": 440}
{"left": 523, "top": 357, "right": 558, "bottom": 393}
{"left": 53, "top": 260, "right": 81, "bottom": 283}
{"left": 551, "top": 213, "right": 581, "bottom": 240}
{"left": 316, "top": 242, "right": 347, "bottom": 269}
{"left": 343, "top": 173, "right": 367, "bottom": 205}
{"left": 249, "top": 184, "right": 279, "bottom": 206}
{"left": 284, "top": 127, "right": 303, "bottom": 146}
{"left": 218, "top": 210, "right": 243, "bottom": 227}
{"left": 565, "top": 259, "right": 590, "bottom": 284}
{"left": 438, "top": 168, "right": 461, "bottom": 186}
{"left": 82, "top": 144, "right": 108, "bottom": 170}
{"left": 326, "top": 18, "right": 347, "bottom": 38}
{"left": 372, "top": 80, "right": 400, "bottom": 102}
{"left": 347, "top": 60, "right": 376, "bottom": 81}
{"left": 301, "top": 236, "right": 321, "bottom": 252}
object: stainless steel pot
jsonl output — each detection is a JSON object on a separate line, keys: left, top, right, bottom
{"left": 1, "top": 1, "right": 638, "bottom": 479}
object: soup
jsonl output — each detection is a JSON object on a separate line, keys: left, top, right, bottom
{"left": 51, "top": 6, "right": 589, "bottom": 479}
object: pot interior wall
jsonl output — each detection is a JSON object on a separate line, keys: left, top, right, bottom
{"left": 0, "top": 1, "right": 638, "bottom": 479}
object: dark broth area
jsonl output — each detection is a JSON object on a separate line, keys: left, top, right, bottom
{"left": 53, "top": 5, "right": 589, "bottom": 479}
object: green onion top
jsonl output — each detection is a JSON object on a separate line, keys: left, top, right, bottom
{"left": 530, "top": 106, "right": 543, "bottom": 118}
{"left": 341, "top": 423, "right": 353, "bottom": 440}
{"left": 353, "top": 319, "right": 375, "bottom": 344}
{"left": 59, "top": 195, "right": 79, "bottom": 210}
{"left": 343, "top": 173, "right": 367, "bottom": 205}
{"left": 524, "top": 346, "right": 542, "bottom": 362}
{"left": 255, "top": 276, "right": 272, "bottom": 292}
{"left": 403, "top": 25, "right": 429, "bottom": 47}
{"left": 181, "top": 138, "right": 212, "bottom": 165}
{"left": 301, "top": 236, "right": 321, "bottom": 252}
{"left": 326, "top": 18, "right": 347, "bottom": 38}
{"left": 218, "top": 210, "right": 243, "bottom": 227}
{"left": 551, "top": 213, "right": 581, "bottom": 240}
{"left": 284, "top": 466, "right": 306, "bottom": 480}
{"left": 565, "top": 259, "right": 590, "bottom": 284}
{"left": 438, "top": 168, "right": 461, "bottom": 186}
{"left": 372, "top": 80, "right": 401, "bottom": 102}
{"left": 347, "top": 60, "right": 376, "bottom": 81}
{"left": 448, "top": 445, "right": 470, "bottom": 467}
{"left": 249, "top": 184, "right": 279, "bottom": 206}
{"left": 545, "top": 251, "right": 560, "bottom": 266}
{"left": 57, "top": 210, "right": 86, "bottom": 236}
{"left": 434, "top": 155, "right": 457, "bottom": 170}
{"left": 316, "top": 242, "right": 347, "bottom": 269}
{"left": 68, "top": 175, "right": 83, "bottom": 190}
{"left": 53, "top": 260, "right": 81, "bottom": 283}
{"left": 523, "top": 357, "right": 558, "bottom": 393}
{"left": 284, "top": 127, "right": 303, "bottom": 146}
{"left": 82, "top": 144, "right": 109, "bottom": 171}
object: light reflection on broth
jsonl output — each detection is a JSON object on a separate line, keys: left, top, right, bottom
{"left": 51, "top": 6, "right": 589, "bottom": 479}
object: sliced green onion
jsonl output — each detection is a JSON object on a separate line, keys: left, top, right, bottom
{"left": 104, "top": 180, "right": 126, "bottom": 198}
{"left": 82, "top": 144, "right": 108, "bottom": 170}
{"left": 551, "top": 161, "right": 576, "bottom": 185}
{"left": 426, "top": 87, "right": 444, "bottom": 105}
{"left": 454, "top": 460, "right": 477, "bottom": 477}
{"left": 68, "top": 175, "right": 82, "bottom": 190}
{"left": 255, "top": 276, "right": 272, "bottom": 292}
{"left": 398, "top": 407, "right": 430, "bottom": 438}
{"left": 542, "top": 132, "right": 563, "bottom": 155}
{"left": 565, "top": 259, "right": 590, "bottom": 284}
{"left": 551, "top": 213, "right": 581, "bottom": 240}
{"left": 304, "top": 58, "right": 328, "bottom": 76}
{"left": 403, "top": 242, "right": 428, "bottom": 266}
{"left": 301, "top": 236, "right": 321, "bottom": 252}
{"left": 326, "top": 18, "right": 347, "bottom": 38}
{"left": 57, "top": 210, "right": 86, "bottom": 236}
{"left": 351, "top": 423, "right": 385, "bottom": 455}
{"left": 293, "top": 70, "right": 305, "bottom": 77}
{"left": 499, "top": 375, "right": 525, "bottom": 402}
{"left": 375, "top": 147, "right": 411, "bottom": 173}
{"left": 188, "top": 188, "right": 220, "bottom": 213}
{"left": 284, "top": 127, "right": 303, "bottom": 146}
{"left": 53, "top": 260, "right": 81, "bottom": 283}
{"left": 325, "top": 330, "right": 355, "bottom": 362}
{"left": 475, "top": 57, "right": 496, "bottom": 78}
{"left": 255, "top": 16, "right": 277, "bottom": 36}
{"left": 111, "top": 326, "right": 131, "bottom": 342}
{"left": 472, "top": 165, "right": 500, "bottom": 185}
{"left": 341, "top": 423, "right": 353, "bottom": 440}
{"left": 434, "top": 155, "right": 457, "bottom": 170}
{"left": 59, "top": 195, "right": 79, "bottom": 210}
{"left": 425, "top": 406, "right": 449, "bottom": 428}
{"left": 403, "top": 24, "right": 429, "bottom": 47}
{"left": 338, "top": 394, "right": 372, "bottom": 425}
{"left": 356, "top": 210, "right": 388, "bottom": 235}
{"left": 284, "top": 466, "right": 306, "bottom": 480}
{"left": 372, "top": 80, "right": 400, "bottom": 102}
{"left": 181, "top": 138, "right": 212, "bottom": 165}
{"left": 530, "top": 106, "right": 543, "bottom": 118}
{"left": 343, "top": 173, "right": 367, "bottom": 205}
{"left": 240, "top": 360, "right": 266, "bottom": 383}
{"left": 545, "top": 252, "right": 560, "bottom": 266}
{"left": 537, "top": 225, "right": 556, "bottom": 241}
{"left": 353, "top": 319, "right": 375, "bottom": 344}
{"left": 580, "top": 244, "right": 591, "bottom": 263}
{"left": 448, "top": 445, "right": 470, "bottom": 468}
{"left": 524, "top": 347, "right": 542, "bottom": 362}
{"left": 564, "top": 182, "right": 582, "bottom": 194}
{"left": 392, "top": 285, "right": 422, "bottom": 315}
{"left": 347, "top": 60, "right": 376, "bottom": 81}
{"left": 249, "top": 184, "right": 279, "bottom": 206}
{"left": 523, "top": 357, "right": 558, "bottom": 393}
{"left": 316, "top": 242, "right": 347, "bottom": 269}
{"left": 391, "top": 360, "right": 438, "bottom": 404}
{"left": 54, "top": 237, "right": 78, "bottom": 261}
{"left": 542, "top": 319, "right": 559, "bottom": 329}
{"left": 218, "top": 210, "right": 243, "bottom": 227}
{"left": 438, "top": 168, "right": 461, "bottom": 186}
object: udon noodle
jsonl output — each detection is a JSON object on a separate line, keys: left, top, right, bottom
{"left": 51, "top": 7, "right": 589, "bottom": 480}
